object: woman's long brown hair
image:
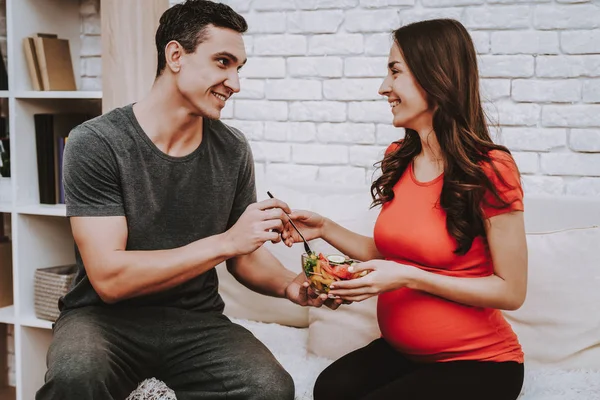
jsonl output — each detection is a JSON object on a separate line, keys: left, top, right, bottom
{"left": 371, "top": 19, "right": 519, "bottom": 255}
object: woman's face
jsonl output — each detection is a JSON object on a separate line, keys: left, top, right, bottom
{"left": 379, "top": 43, "right": 434, "bottom": 131}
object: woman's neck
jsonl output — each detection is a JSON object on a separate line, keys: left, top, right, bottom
{"left": 415, "top": 127, "right": 443, "bottom": 164}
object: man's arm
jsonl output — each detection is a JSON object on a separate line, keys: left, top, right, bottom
{"left": 226, "top": 247, "right": 296, "bottom": 298}
{"left": 226, "top": 246, "right": 344, "bottom": 309}
{"left": 72, "top": 199, "right": 290, "bottom": 304}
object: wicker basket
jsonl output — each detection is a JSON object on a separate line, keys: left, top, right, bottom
{"left": 34, "top": 264, "right": 77, "bottom": 322}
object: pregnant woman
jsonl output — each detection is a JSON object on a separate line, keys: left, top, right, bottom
{"left": 282, "top": 18, "right": 527, "bottom": 400}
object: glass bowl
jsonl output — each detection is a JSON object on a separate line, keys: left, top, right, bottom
{"left": 301, "top": 252, "right": 364, "bottom": 294}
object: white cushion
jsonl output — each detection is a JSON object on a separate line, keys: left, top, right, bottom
{"left": 504, "top": 226, "right": 600, "bottom": 369}
{"left": 524, "top": 196, "right": 600, "bottom": 232}
{"left": 308, "top": 296, "right": 380, "bottom": 360}
{"left": 217, "top": 239, "right": 310, "bottom": 328}
{"left": 305, "top": 213, "right": 381, "bottom": 360}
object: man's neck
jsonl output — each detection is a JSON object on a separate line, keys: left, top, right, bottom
{"left": 133, "top": 79, "right": 204, "bottom": 157}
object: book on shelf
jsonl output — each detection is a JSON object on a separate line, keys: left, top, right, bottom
{"left": 0, "top": 116, "right": 9, "bottom": 178}
{"left": 0, "top": 117, "right": 10, "bottom": 179}
{"left": 23, "top": 37, "right": 43, "bottom": 91}
{"left": 23, "top": 33, "right": 77, "bottom": 91}
{"left": 34, "top": 113, "right": 91, "bottom": 204}
{"left": 0, "top": 45, "right": 7, "bottom": 91}
{"left": 0, "top": 221, "right": 12, "bottom": 308}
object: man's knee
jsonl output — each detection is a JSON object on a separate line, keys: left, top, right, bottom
{"left": 38, "top": 331, "right": 115, "bottom": 399}
{"left": 37, "top": 356, "right": 109, "bottom": 400}
{"left": 48, "top": 363, "right": 100, "bottom": 387}
{"left": 49, "top": 349, "right": 111, "bottom": 386}
{"left": 245, "top": 362, "right": 295, "bottom": 400}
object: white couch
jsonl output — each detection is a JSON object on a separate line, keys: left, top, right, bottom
{"left": 216, "top": 180, "right": 600, "bottom": 400}
{"left": 128, "top": 180, "right": 600, "bottom": 399}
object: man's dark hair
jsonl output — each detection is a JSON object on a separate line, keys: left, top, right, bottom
{"left": 155, "top": 0, "right": 248, "bottom": 77}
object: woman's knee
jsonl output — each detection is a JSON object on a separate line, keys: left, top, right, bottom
{"left": 313, "top": 363, "right": 353, "bottom": 400}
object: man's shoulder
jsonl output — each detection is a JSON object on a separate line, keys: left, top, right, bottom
{"left": 78, "top": 104, "right": 133, "bottom": 138}
{"left": 67, "top": 105, "right": 136, "bottom": 159}
{"left": 210, "top": 119, "right": 248, "bottom": 143}
{"left": 207, "top": 119, "right": 253, "bottom": 159}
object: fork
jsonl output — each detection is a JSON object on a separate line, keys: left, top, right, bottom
{"left": 267, "top": 191, "right": 314, "bottom": 255}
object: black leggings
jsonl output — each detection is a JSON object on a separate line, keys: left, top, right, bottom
{"left": 314, "top": 338, "right": 524, "bottom": 400}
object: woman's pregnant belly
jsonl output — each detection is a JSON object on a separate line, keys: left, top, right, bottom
{"left": 377, "top": 288, "right": 523, "bottom": 363}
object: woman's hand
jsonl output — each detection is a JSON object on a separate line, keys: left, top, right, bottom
{"left": 328, "top": 260, "right": 421, "bottom": 302}
{"left": 281, "top": 210, "right": 326, "bottom": 247}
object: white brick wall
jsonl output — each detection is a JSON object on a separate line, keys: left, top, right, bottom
{"left": 80, "top": 0, "right": 102, "bottom": 90}
{"left": 82, "top": 0, "right": 600, "bottom": 196}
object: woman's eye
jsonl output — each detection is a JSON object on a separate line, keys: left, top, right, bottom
{"left": 217, "top": 58, "right": 228, "bottom": 66}
{"left": 391, "top": 69, "right": 400, "bottom": 75}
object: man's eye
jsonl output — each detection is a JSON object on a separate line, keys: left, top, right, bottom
{"left": 217, "top": 58, "right": 228, "bottom": 66}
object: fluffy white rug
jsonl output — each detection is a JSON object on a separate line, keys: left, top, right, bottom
{"left": 234, "top": 318, "right": 600, "bottom": 400}
{"left": 232, "top": 318, "right": 330, "bottom": 399}
{"left": 126, "top": 378, "right": 177, "bottom": 400}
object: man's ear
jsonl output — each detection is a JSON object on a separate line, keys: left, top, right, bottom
{"left": 165, "top": 40, "right": 183, "bottom": 73}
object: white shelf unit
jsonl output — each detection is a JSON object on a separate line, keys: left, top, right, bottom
{"left": 1, "top": 0, "right": 103, "bottom": 398}
{"left": 14, "top": 90, "right": 103, "bottom": 100}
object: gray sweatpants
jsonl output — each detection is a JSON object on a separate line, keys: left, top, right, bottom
{"left": 35, "top": 306, "right": 295, "bottom": 400}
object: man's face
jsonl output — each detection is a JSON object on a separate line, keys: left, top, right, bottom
{"left": 176, "top": 25, "right": 246, "bottom": 119}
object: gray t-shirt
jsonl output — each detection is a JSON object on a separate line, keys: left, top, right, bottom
{"left": 60, "top": 103, "right": 256, "bottom": 312}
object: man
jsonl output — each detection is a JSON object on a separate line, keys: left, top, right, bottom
{"left": 36, "top": 1, "right": 339, "bottom": 399}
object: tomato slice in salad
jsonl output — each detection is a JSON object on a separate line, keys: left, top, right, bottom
{"left": 330, "top": 264, "right": 353, "bottom": 280}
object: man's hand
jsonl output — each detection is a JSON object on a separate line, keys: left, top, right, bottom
{"left": 284, "top": 273, "right": 345, "bottom": 310}
{"left": 224, "top": 199, "right": 291, "bottom": 256}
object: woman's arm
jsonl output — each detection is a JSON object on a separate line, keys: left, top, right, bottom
{"left": 331, "top": 211, "right": 528, "bottom": 311}
{"left": 320, "top": 217, "right": 383, "bottom": 262}
{"left": 407, "top": 211, "right": 527, "bottom": 310}
{"left": 282, "top": 210, "right": 382, "bottom": 262}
